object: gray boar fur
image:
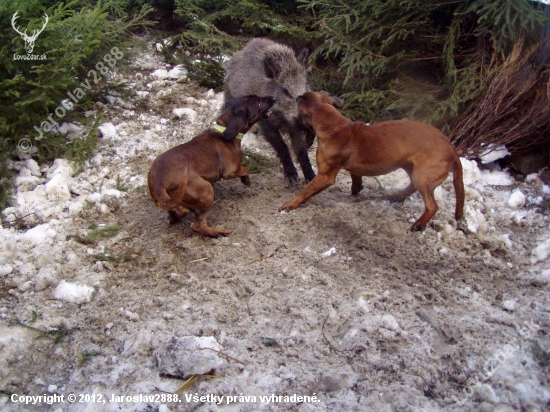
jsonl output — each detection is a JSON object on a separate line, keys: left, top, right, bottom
{"left": 224, "top": 38, "right": 315, "bottom": 184}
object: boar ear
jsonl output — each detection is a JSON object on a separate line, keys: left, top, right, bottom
{"left": 296, "top": 47, "right": 309, "bottom": 67}
{"left": 331, "top": 96, "right": 345, "bottom": 109}
{"left": 263, "top": 55, "right": 280, "bottom": 79}
{"left": 320, "top": 91, "right": 344, "bottom": 109}
{"left": 222, "top": 110, "right": 247, "bottom": 141}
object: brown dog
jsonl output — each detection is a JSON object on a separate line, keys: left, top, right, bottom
{"left": 279, "top": 92, "right": 465, "bottom": 231}
{"left": 148, "top": 95, "right": 276, "bottom": 237}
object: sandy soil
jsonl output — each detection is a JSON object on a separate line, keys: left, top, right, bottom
{"left": 1, "top": 38, "right": 549, "bottom": 412}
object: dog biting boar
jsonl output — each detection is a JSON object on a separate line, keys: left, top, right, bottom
{"left": 224, "top": 38, "right": 316, "bottom": 185}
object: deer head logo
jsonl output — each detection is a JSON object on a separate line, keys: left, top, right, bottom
{"left": 12, "top": 12, "right": 49, "bottom": 54}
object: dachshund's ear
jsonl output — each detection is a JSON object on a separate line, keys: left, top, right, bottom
{"left": 222, "top": 110, "right": 247, "bottom": 141}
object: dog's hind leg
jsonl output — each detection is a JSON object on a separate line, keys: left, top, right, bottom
{"left": 409, "top": 166, "right": 449, "bottom": 230}
{"left": 187, "top": 179, "right": 230, "bottom": 237}
{"left": 168, "top": 207, "right": 189, "bottom": 224}
{"left": 192, "top": 211, "right": 231, "bottom": 237}
{"left": 410, "top": 185, "right": 439, "bottom": 231}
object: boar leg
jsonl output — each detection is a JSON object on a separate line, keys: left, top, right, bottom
{"left": 290, "top": 128, "right": 316, "bottom": 183}
{"left": 260, "top": 120, "right": 299, "bottom": 185}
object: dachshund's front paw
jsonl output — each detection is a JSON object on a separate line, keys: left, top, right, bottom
{"left": 241, "top": 175, "right": 251, "bottom": 186}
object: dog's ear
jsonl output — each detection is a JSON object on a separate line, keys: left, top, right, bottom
{"left": 305, "top": 129, "right": 316, "bottom": 148}
{"left": 222, "top": 109, "right": 247, "bottom": 141}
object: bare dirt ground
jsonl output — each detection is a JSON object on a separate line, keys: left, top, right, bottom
{"left": 1, "top": 38, "right": 549, "bottom": 412}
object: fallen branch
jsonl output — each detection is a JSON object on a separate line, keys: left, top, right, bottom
{"left": 198, "top": 347, "right": 245, "bottom": 364}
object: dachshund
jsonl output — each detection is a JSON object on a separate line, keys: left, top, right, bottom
{"left": 149, "top": 95, "right": 276, "bottom": 237}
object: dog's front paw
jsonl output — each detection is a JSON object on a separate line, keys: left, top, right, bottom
{"left": 409, "top": 224, "right": 426, "bottom": 232}
{"left": 241, "top": 175, "right": 251, "bottom": 186}
{"left": 279, "top": 202, "right": 297, "bottom": 212}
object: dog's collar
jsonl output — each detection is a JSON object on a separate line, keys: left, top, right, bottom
{"left": 213, "top": 124, "right": 244, "bottom": 141}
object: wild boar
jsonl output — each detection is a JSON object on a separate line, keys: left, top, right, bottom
{"left": 224, "top": 38, "right": 315, "bottom": 185}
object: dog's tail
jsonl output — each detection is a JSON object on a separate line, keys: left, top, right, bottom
{"left": 153, "top": 186, "right": 179, "bottom": 210}
{"left": 452, "top": 157, "right": 465, "bottom": 221}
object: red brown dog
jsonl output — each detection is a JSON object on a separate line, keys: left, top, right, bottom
{"left": 279, "top": 92, "right": 465, "bottom": 231}
{"left": 148, "top": 95, "right": 276, "bottom": 237}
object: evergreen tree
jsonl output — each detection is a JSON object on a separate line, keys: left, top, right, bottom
{"left": 0, "top": 0, "right": 151, "bottom": 209}
{"left": 300, "top": 0, "right": 550, "bottom": 155}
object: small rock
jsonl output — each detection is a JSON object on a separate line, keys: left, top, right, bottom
{"left": 172, "top": 108, "right": 197, "bottom": 123}
{"left": 121, "top": 309, "right": 140, "bottom": 322}
{"left": 502, "top": 300, "right": 516, "bottom": 312}
{"left": 155, "top": 336, "right": 223, "bottom": 379}
{"left": 508, "top": 152, "right": 548, "bottom": 176}
{"left": 381, "top": 314, "right": 399, "bottom": 330}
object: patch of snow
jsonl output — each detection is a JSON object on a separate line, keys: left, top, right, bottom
{"left": 167, "top": 65, "right": 187, "bottom": 79}
{"left": 45, "top": 174, "right": 70, "bottom": 202}
{"left": 22, "top": 224, "right": 51, "bottom": 244}
{"left": 380, "top": 314, "right": 399, "bottom": 330}
{"left": 465, "top": 205, "right": 487, "bottom": 234}
{"left": 52, "top": 280, "right": 94, "bottom": 304}
{"left": 531, "top": 238, "right": 550, "bottom": 264}
{"left": 479, "top": 144, "right": 510, "bottom": 164}
{"left": 99, "top": 123, "right": 118, "bottom": 139}
{"left": 151, "top": 68, "right": 169, "bottom": 79}
{"left": 26, "top": 159, "right": 41, "bottom": 176}
{"left": 480, "top": 169, "right": 515, "bottom": 186}
{"left": 0, "top": 264, "right": 13, "bottom": 276}
{"left": 323, "top": 247, "right": 336, "bottom": 257}
{"left": 58, "top": 122, "right": 83, "bottom": 140}
{"left": 507, "top": 190, "right": 526, "bottom": 208}
{"left": 172, "top": 108, "right": 197, "bottom": 123}
{"left": 460, "top": 158, "right": 482, "bottom": 186}
{"left": 46, "top": 159, "right": 74, "bottom": 180}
